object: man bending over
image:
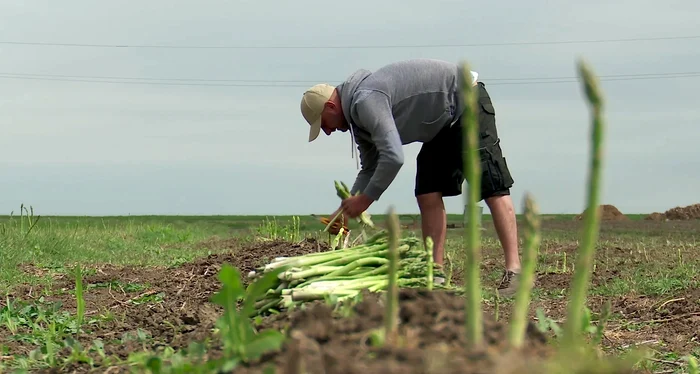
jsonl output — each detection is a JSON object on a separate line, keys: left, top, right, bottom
{"left": 299, "top": 59, "right": 521, "bottom": 296}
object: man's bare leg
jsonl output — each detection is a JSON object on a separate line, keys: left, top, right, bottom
{"left": 485, "top": 194, "right": 520, "bottom": 271}
{"left": 485, "top": 194, "right": 521, "bottom": 296}
{"left": 416, "top": 192, "right": 447, "bottom": 265}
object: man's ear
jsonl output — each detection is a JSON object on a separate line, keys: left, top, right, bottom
{"left": 324, "top": 101, "right": 336, "bottom": 111}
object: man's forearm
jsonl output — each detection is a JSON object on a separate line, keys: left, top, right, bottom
{"left": 350, "top": 90, "right": 404, "bottom": 201}
{"left": 351, "top": 168, "right": 372, "bottom": 195}
{"left": 360, "top": 157, "right": 403, "bottom": 201}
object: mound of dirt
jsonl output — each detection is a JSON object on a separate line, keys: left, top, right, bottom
{"left": 575, "top": 204, "right": 629, "bottom": 221}
{"left": 644, "top": 212, "right": 665, "bottom": 221}
{"left": 645, "top": 203, "right": 700, "bottom": 221}
{"left": 237, "top": 289, "right": 557, "bottom": 374}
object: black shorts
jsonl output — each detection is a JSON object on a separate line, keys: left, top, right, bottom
{"left": 414, "top": 82, "right": 515, "bottom": 201}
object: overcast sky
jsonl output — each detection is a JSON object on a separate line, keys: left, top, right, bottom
{"left": 1, "top": 0, "right": 698, "bottom": 216}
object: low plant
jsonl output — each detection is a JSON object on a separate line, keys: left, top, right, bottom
{"left": 209, "top": 264, "right": 287, "bottom": 369}
{"left": 256, "top": 216, "right": 301, "bottom": 243}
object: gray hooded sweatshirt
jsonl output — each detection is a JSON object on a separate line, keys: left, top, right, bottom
{"left": 335, "top": 58, "right": 469, "bottom": 201}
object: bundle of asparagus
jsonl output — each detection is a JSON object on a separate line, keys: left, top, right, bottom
{"left": 323, "top": 181, "right": 375, "bottom": 233}
{"left": 248, "top": 230, "right": 445, "bottom": 316}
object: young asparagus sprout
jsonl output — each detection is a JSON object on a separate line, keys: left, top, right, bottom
{"left": 686, "top": 355, "right": 698, "bottom": 374}
{"left": 459, "top": 61, "right": 483, "bottom": 347}
{"left": 426, "top": 236, "right": 434, "bottom": 290}
{"left": 384, "top": 206, "right": 401, "bottom": 344}
{"left": 562, "top": 59, "right": 606, "bottom": 349}
{"left": 508, "top": 193, "right": 541, "bottom": 348}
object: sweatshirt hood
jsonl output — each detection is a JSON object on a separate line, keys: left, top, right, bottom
{"left": 336, "top": 68, "right": 372, "bottom": 170}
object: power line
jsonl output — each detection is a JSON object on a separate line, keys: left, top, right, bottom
{"left": 0, "top": 72, "right": 318, "bottom": 83}
{"left": 3, "top": 71, "right": 700, "bottom": 84}
{"left": 0, "top": 35, "right": 699, "bottom": 49}
{"left": 1, "top": 71, "right": 700, "bottom": 88}
{"left": 0, "top": 74, "right": 306, "bottom": 87}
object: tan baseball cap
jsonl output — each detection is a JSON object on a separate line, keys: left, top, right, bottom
{"left": 300, "top": 83, "right": 336, "bottom": 142}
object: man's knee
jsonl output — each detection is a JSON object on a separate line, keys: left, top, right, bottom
{"left": 484, "top": 193, "right": 516, "bottom": 217}
{"left": 417, "top": 192, "right": 444, "bottom": 212}
{"left": 483, "top": 189, "right": 510, "bottom": 201}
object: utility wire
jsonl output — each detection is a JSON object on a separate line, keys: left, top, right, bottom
{"left": 1, "top": 71, "right": 700, "bottom": 87}
{"left": 0, "top": 35, "right": 699, "bottom": 49}
{"left": 2, "top": 71, "right": 700, "bottom": 84}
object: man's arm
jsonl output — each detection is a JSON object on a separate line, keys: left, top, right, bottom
{"left": 351, "top": 90, "right": 404, "bottom": 201}
{"left": 350, "top": 138, "right": 378, "bottom": 196}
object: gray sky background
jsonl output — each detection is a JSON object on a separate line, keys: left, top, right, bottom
{"left": 1, "top": 0, "right": 698, "bottom": 216}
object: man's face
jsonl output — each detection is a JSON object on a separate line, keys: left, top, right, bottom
{"left": 320, "top": 101, "right": 348, "bottom": 136}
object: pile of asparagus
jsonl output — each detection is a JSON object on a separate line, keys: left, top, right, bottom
{"left": 248, "top": 230, "right": 446, "bottom": 315}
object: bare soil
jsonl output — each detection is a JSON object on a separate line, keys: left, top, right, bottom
{"left": 646, "top": 203, "right": 700, "bottom": 221}
{"left": 575, "top": 204, "right": 629, "bottom": 221}
{"left": 236, "top": 289, "right": 556, "bottom": 374}
{"left": 525, "top": 276, "right": 700, "bottom": 355}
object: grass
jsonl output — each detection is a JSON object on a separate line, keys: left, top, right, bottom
{"left": 0, "top": 212, "right": 582, "bottom": 291}
{"left": 2, "top": 61, "right": 700, "bottom": 373}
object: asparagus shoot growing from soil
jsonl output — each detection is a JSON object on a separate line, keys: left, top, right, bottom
{"left": 687, "top": 355, "right": 698, "bottom": 374}
{"left": 459, "top": 61, "right": 483, "bottom": 347}
{"left": 509, "top": 193, "right": 541, "bottom": 348}
{"left": 74, "top": 264, "right": 85, "bottom": 329}
{"left": 426, "top": 236, "right": 434, "bottom": 290}
{"left": 562, "top": 59, "right": 606, "bottom": 349}
{"left": 384, "top": 206, "right": 400, "bottom": 344}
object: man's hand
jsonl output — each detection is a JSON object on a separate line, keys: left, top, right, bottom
{"left": 341, "top": 194, "right": 373, "bottom": 218}
{"left": 320, "top": 208, "right": 348, "bottom": 235}
{"left": 320, "top": 216, "right": 348, "bottom": 235}
{"left": 320, "top": 207, "right": 348, "bottom": 235}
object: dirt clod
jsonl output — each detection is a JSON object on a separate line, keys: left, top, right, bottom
{"left": 237, "top": 289, "right": 554, "bottom": 374}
